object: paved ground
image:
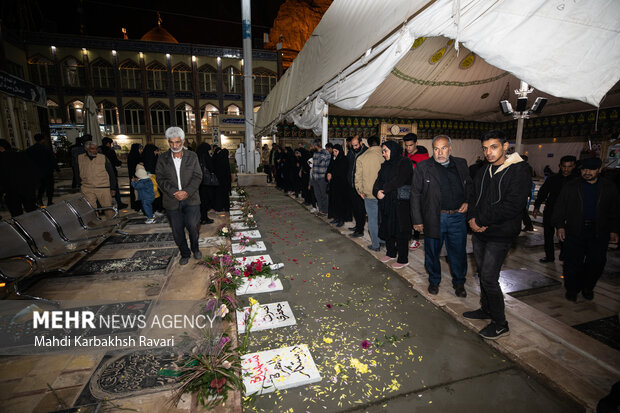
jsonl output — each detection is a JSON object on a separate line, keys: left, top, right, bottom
{"left": 242, "top": 186, "right": 580, "bottom": 412}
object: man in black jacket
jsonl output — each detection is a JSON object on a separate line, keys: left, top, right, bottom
{"left": 552, "top": 157, "right": 619, "bottom": 302}
{"left": 101, "top": 137, "right": 127, "bottom": 209}
{"left": 464, "top": 130, "right": 532, "bottom": 340}
{"left": 411, "top": 135, "right": 473, "bottom": 297}
{"left": 156, "top": 127, "right": 203, "bottom": 265}
{"left": 347, "top": 135, "right": 367, "bottom": 237}
{"left": 26, "top": 133, "right": 59, "bottom": 206}
{"left": 533, "top": 155, "right": 577, "bottom": 263}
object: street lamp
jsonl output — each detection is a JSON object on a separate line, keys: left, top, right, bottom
{"left": 499, "top": 81, "right": 547, "bottom": 154}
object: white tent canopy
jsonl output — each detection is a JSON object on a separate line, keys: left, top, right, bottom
{"left": 255, "top": 0, "right": 620, "bottom": 136}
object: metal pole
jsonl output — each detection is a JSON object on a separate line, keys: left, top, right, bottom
{"left": 241, "top": 0, "right": 255, "bottom": 173}
{"left": 514, "top": 81, "right": 528, "bottom": 155}
{"left": 322, "top": 103, "right": 328, "bottom": 148}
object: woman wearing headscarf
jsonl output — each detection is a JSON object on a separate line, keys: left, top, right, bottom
{"left": 373, "top": 140, "right": 413, "bottom": 268}
{"left": 127, "top": 143, "right": 143, "bottom": 211}
{"left": 283, "top": 147, "right": 297, "bottom": 194}
{"left": 295, "top": 147, "right": 312, "bottom": 203}
{"left": 141, "top": 144, "right": 162, "bottom": 212}
{"left": 213, "top": 146, "right": 232, "bottom": 211}
{"left": 196, "top": 142, "right": 215, "bottom": 224}
{"left": 326, "top": 144, "right": 350, "bottom": 227}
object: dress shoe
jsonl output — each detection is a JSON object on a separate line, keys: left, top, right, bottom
{"left": 582, "top": 289, "right": 594, "bottom": 300}
{"left": 335, "top": 221, "right": 344, "bottom": 227}
{"left": 193, "top": 250, "right": 202, "bottom": 260}
{"left": 539, "top": 257, "right": 555, "bottom": 263}
{"left": 179, "top": 256, "right": 190, "bottom": 266}
{"left": 329, "top": 219, "right": 339, "bottom": 224}
{"left": 463, "top": 309, "right": 491, "bottom": 320}
{"left": 428, "top": 284, "right": 439, "bottom": 295}
{"left": 454, "top": 285, "right": 467, "bottom": 297}
{"left": 565, "top": 291, "right": 577, "bottom": 302}
{"left": 348, "top": 226, "right": 358, "bottom": 231}
{"left": 350, "top": 232, "right": 363, "bottom": 238}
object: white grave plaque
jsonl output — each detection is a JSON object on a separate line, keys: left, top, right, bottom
{"left": 231, "top": 215, "right": 245, "bottom": 222}
{"left": 198, "top": 237, "right": 226, "bottom": 247}
{"left": 232, "top": 241, "right": 267, "bottom": 255}
{"left": 231, "top": 222, "right": 253, "bottom": 230}
{"left": 235, "top": 254, "right": 273, "bottom": 268}
{"left": 232, "top": 230, "right": 262, "bottom": 241}
{"left": 236, "top": 301, "right": 296, "bottom": 333}
{"left": 230, "top": 209, "right": 243, "bottom": 215}
{"left": 242, "top": 345, "right": 321, "bottom": 395}
{"left": 236, "top": 276, "right": 283, "bottom": 295}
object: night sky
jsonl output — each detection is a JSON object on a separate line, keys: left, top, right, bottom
{"left": 3, "top": 0, "right": 286, "bottom": 48}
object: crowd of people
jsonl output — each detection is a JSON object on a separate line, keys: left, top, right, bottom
{"left": 264, "top": 130, "right": 619, "bottom": 340}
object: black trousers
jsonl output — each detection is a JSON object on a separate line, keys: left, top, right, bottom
{"left": 350, "top": 186, "right": 365, "bottom": 231}
{"left": 542, "top": 209, "right": 556, "bottom": 260}
{"left": 5, "top": 189, "right": 37, "bottom": 217}
{"left": 37, "top": 172, "right": 55, "bottom": 204}
{"left": 563, "top": 226, "right": 609, "bottom": 294}
{"left": 264, "top": 163, "right": 272, "bottom": 182}
{"left": 386, "top": 227, "right": 410, "bottom": 263}
{"left": 166, "top": 202, "right": 201, "bottom": 258}
{"left": 472, "top": 236, "right": 512, "bottom": 326}
{"left": 199, "top": 185, "right": 216, "bottom": 221}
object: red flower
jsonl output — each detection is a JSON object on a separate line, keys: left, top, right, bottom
{"left": 255, "top": 260, "right": 263, "bottom": 273}
{"left": 361, "top": 340, "right": 370, "bottom": 349}
{"left": 210, "top": 377, "right": 227, "bottom": 394}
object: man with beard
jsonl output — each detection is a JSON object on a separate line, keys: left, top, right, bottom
{"left": 347, "top": 135, "right": 367, "bottom": 237}
{"left": 403, "top": 133, "right": 429, "bottom": 250}
{"left": 156, "top": 127, "right": 203, "bottom": 265}
{"left": 553, "top": 157, "right": 619, "bottom": 302}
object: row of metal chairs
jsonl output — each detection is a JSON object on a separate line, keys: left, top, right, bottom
{"left": 0, "top": 196, "right": 126, "bottom": 300}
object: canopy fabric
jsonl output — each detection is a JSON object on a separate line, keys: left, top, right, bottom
{"left": 83, "top": 95, "right": 102, "bottom": 146}
{"left": 256, "top": 0, "right": 620, "bottom": 136}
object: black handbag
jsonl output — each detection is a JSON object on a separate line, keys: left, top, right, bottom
{"left": 397, "top": 185, "right": 411, "bottom": 200}
{"left": 202, "top": 166, "right": 219, "bottom": 186}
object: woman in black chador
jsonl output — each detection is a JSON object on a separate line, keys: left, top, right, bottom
{"left": 212, "top": 146, "right": 232, "bottom": 211}
{"left": 127, "top": 143, "right": 143, "bottom": 211}
{"left": 326, "top": 144, "right": 350, "bottom": 227}
{"left": 196, "top": 142, "right": 216, "bottom": 224}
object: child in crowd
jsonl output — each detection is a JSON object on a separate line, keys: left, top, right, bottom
{"left": 131, "top": 164, "right": 156, "bottom": 223}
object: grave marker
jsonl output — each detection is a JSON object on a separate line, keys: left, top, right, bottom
{"left": 236, "top": 301, "right": 296, "bottom": 333}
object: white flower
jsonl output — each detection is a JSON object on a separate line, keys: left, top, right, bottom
{"left": 226, "top": 272, "right": 232, "bottom": 279}
{"left": 218, "top": 304, "right": 229, "bottom": 317}
{"left": 248, "top": 214, "right": 253, "bottom": 218}
{"left": 222, "top": 360, "right": 232, "bottom": 369}
{"left": 222, "top": 227, "right": 229, "bottom": 233}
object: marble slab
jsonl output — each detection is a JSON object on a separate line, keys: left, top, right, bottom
{"left": 573, "top": 315, "right": 620, "bottom": 351}
{"left": 232, "top": 241, "right": 267, "bottom": 255}
{"left": 231, "top": 215, "right": 245, "bottom": 222}
{"left": 501, "top": 269, "right": 561, "bottom": 297}
{"left": 230, "top": 209, "right": 243, "bottom": 215}
{"left": 242, "top": 344, "right": 321, "bottom": 395}
{"left": 236, "top": 301, "right": 296, "bottom": 333}
{"left": 236, "top": 276, "right": 284, "bottom": 295}
{"left": 232, "top": 230, "right": 262, "bottom": 241}
{"left": 231, "top": 222, "right": 254, "bottom": 230}
{"left": 234, "top": 254, "right": 273, "bottom": 267}
{"left": 199, "top": 236, "right": 227, "bottom": 247}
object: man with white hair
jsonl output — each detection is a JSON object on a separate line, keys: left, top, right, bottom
{"left": 78, "top": 140, "right": 117, "bottom": 218}
{"left": 411, "top": 135, "right": 473, "bottom": 297}
{"left": 156, "top": 127, "right": 203, "bottom": 265}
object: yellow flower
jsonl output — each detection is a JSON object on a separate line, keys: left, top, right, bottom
{"left": 323, "top": 337, "right": 333, "bottom": 344}
{"left": 388, "top": 379, "right": 401, "bottom": 392}
{"left": 334, "top": 363, "right": 345, "bottom": 374}
{"left": 349, "top": 358, "right": 370, "bottom": 374}
{"left": 325, "top": 273, "right": 331, "bottom": 278}
{"left": 248, "top": 297, "right": 258, "bottom": 307}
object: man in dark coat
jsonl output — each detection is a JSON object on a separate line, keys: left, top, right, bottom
{"left": 346, "top": 135, "right": 367, "bottom": 237}
{"left": 533, "top": 155, "right": 577, "bottom": 263}
{"left": 411, "top": 135, "right": 473, "bottom": 297}
{"left": 26, "top": 133, "right": 59, "bottom": 206}
{"left": 212, "top": 146, "right": 232, "bottom": 212}
{"left": 0, "top": 139, "right": 39, "bottom": 217}
{"left": 101, "top": 137, "right": 127, "bottom": 209}
{"left": 464, "top": 130, "right": 532, "bottom": 340}
{"left": 552, "top": 157, "right": 619, "bottom": 302}
{"left": 156, "top": 127, "right": 203, "bottom": 265}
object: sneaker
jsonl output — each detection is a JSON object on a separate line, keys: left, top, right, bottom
{"left": 565, "top": 291, "right": 578, "bottom": 302}
{"left": 329, "top": 219, "right": 339, "bottom": 224}
{"left": 582, "top": 289, "right": 594, "bottom": 300}
{"left": 379, "top": 255, "right": 396, "bottom": 263}
{"left": 409, "top": 240, "right": 421, "bottom": 250}
{"left": 154, "top": 211, "right": 165, "bottom": 218}
{"left": 348, "top": 226, "right": 358, "bottom": 231}
{"left": 193, "top": 250, "right": 202, "bottom": 260}
{"left": 454, "top": 285, "right": 467, "bottom": 298}
{"left": 428, "top": 284, "right": 439, "bottom": 295}
{"left": 179, "top": 256, "right": 190, "bottom": 266}
{"left": 463, "top": 309, "right": 491, "bottom": 320}
{"left": 539, "top": 257, "right": 555, "bottom": 263}
{"left": 479, "top": 322, "right": 510, "bottom": 340}
{"left": 349, "top": 232, "right": 363, "bottom": 238}
{"left": 392, "top": 262, "right": 408, "bottom": 269}
{"left": 144, "top": 218, "right": 156, "bottom": 224}
{"left": 367, "top": 245, "right": 380, "bottom": 252}
{"left": 310, "top": 207, "right": 318, "bottom": 213}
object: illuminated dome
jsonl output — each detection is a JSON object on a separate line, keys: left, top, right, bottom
{"left": 140, "top": 13, "right": 178, "bottom": 43}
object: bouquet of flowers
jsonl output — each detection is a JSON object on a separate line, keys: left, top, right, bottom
{"left": 217, "top": 225, "right": 232, "bottom": 238}
{"left": 238, "top": 235, "right": 256, "bottom": 247}
{"left": 243, "top": 215, "right": 257, "bottom": 228}
{"left": 241, "top": 259, "right": 274, "bottom": 279}
{"left": 241, "top": 202, "right": 255, "bottom": 217}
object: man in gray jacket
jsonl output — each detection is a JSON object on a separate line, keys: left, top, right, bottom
{"left": 411, "top": 135, "right": 473, "bottom": 297}
{"left": 156, "top": 127, "right": 203, "bottom": 265}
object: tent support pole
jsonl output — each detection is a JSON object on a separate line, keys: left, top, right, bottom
{"left": 515, "top": 117, "right": 524, "bottom": 155}
{"left": 242, "top": 0, "right": 255, "bottom": 173}
{"left": 322, "top": 103, "right": 328, "bottom": 147}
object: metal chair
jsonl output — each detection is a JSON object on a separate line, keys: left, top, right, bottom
{"left": 66, "top": 196, "right": 121, "bottom": 231}
{"left": 42, "top": 201, "right": 112, "bottom": 241}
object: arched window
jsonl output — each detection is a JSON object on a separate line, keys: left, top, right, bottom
{"left": 62, "top": 56, "right": 85, "bottom": 87}
{"left": 147, "top": 62, "right": 167, "bottom": 91}
{"left": 119, "top": 60, "right": 140, "bottom": 89}
{"left": 150, "top": 101, "right": 170, "bottom": 134}
{"left": 28, "top": 55, "right": 56, "bottom": 87}
{"left": 253, "top": 68, "right": 277, "bottom": 96}
{"left": 172, "top": 63, "right": 192, "bottom": 92}
{"left": 47, "top": 99, "right": 61, "bottom": 124}
{"left": 98, "top": 100, "right": 118, "bottom": 134}
{"left": 200, "top": 104, "right": 219, "bottom": 133}
{"left": 124, "top": 101, "right": 144, "bottom": 134}
{"left": 68, "top": 100, "right": 84, "bottom": 124}
{"left": 175, "top": 103, "right": 195, "bottom": 134}
{"left": 223, "top": 66, "right": 242, "bottom": 94}
{"left": 226, "top": 104, "right": 240, "bottom": 116}
{"left": 91, "top": 58, "right": 115, "bottom": 89}
{"left": 198, "top": 64, "right": 217, "bottom": 93}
